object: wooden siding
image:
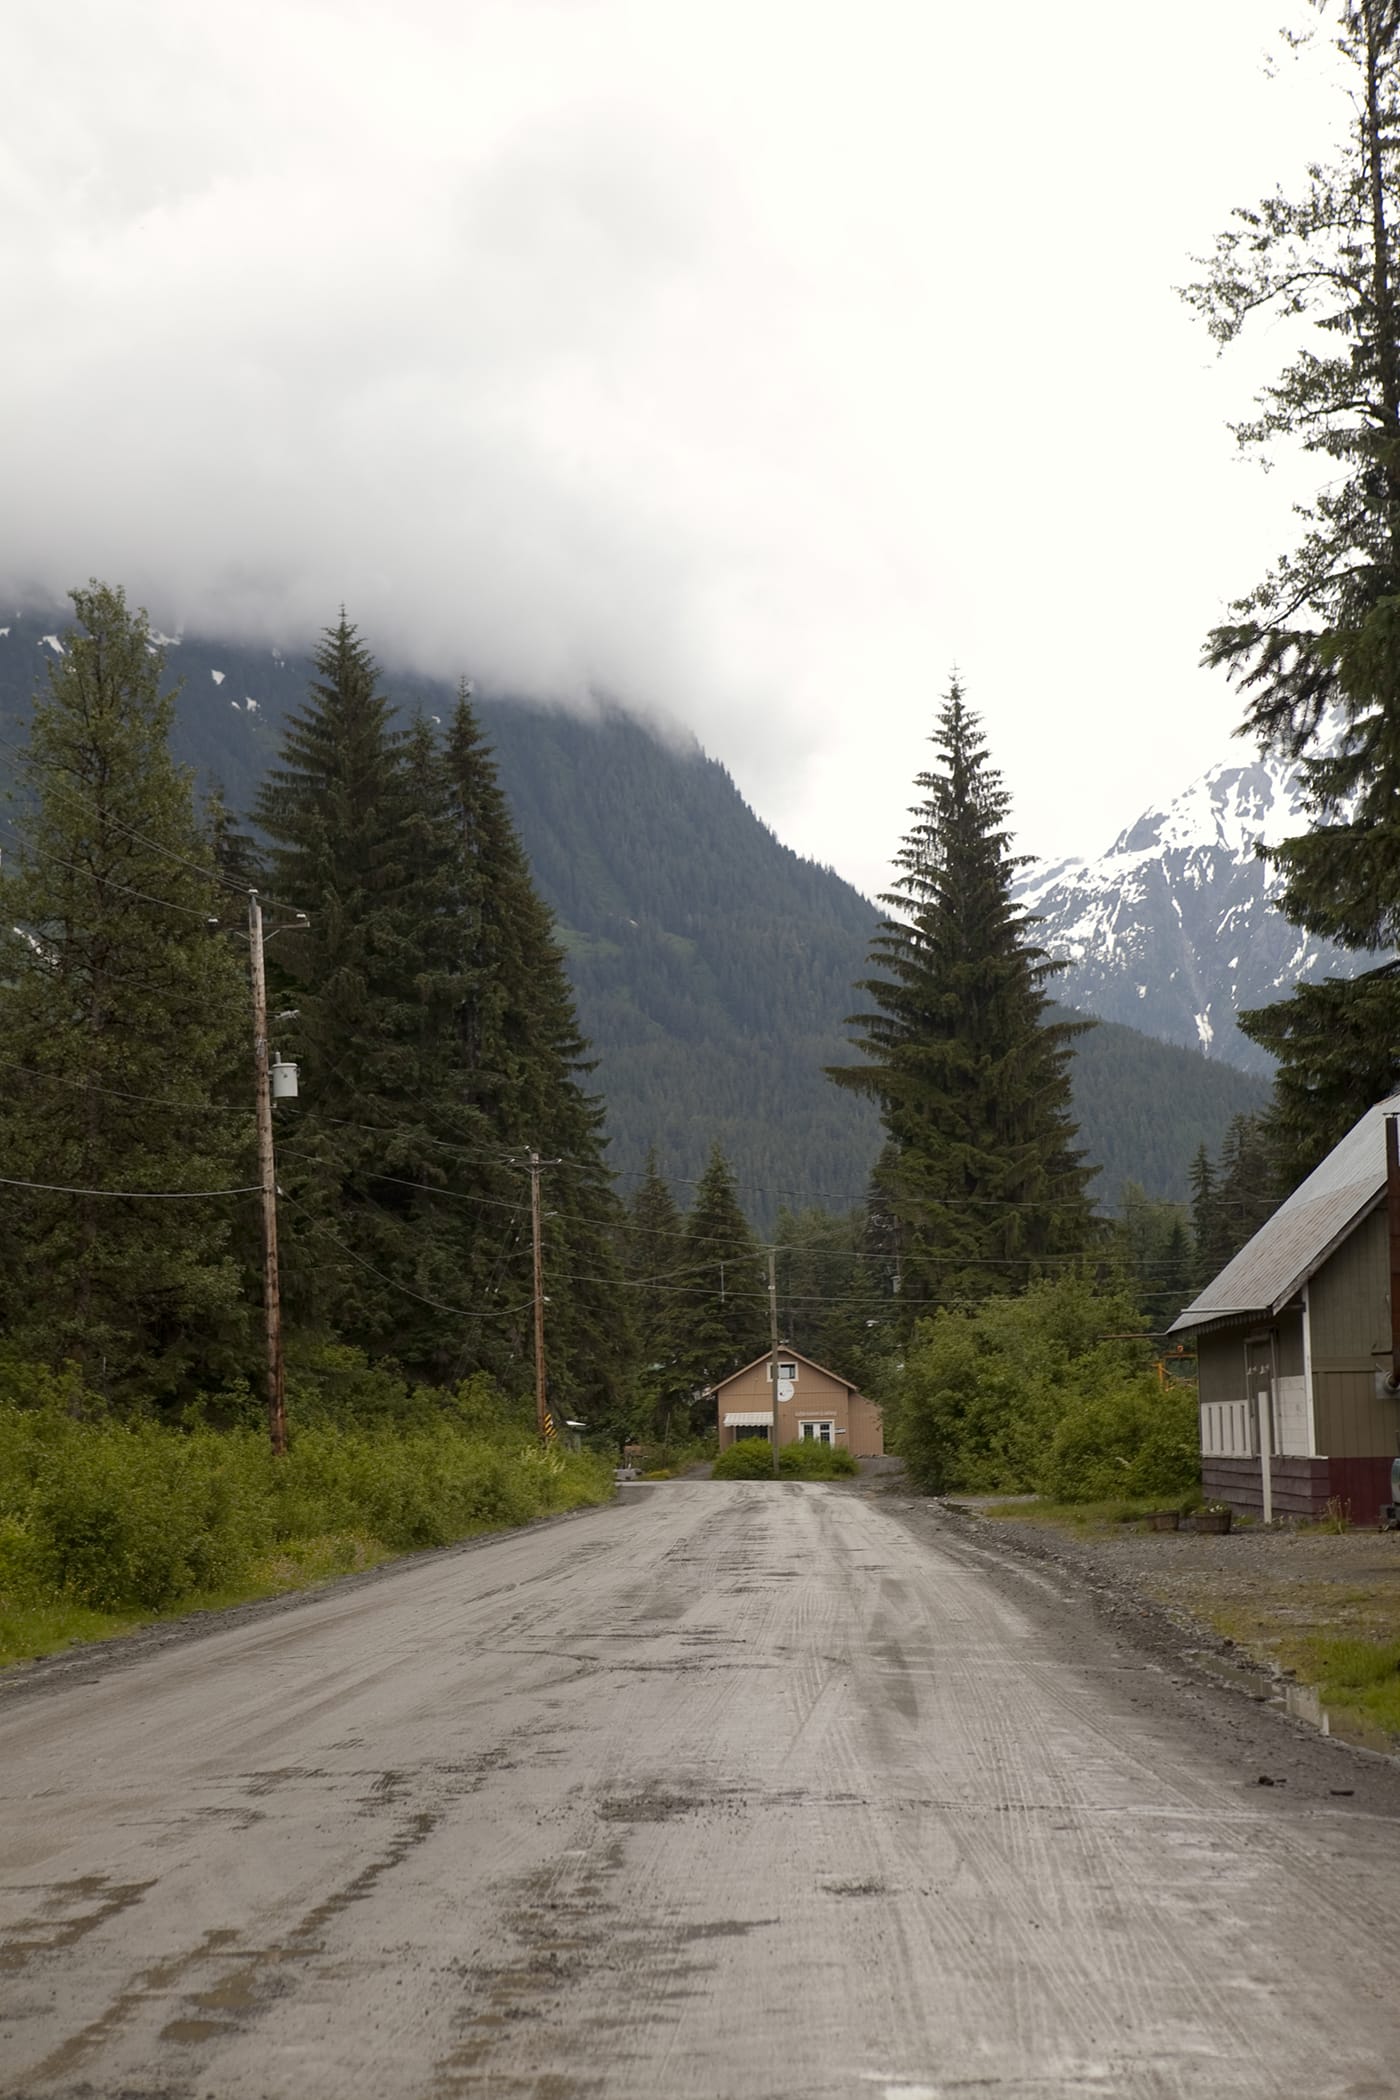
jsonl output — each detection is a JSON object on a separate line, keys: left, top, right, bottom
{"left": 1203, "top": 1454, "right": 1394, "bottom": 1523}
{"left": 1308, "top": 1211, "right": 1400, "bottom": 1456}
{"left": 1311, "top": 1369, "right": 1400, "bottom": 1458}
{"left": 713, "top": 1354, "right": 883, "bottom": 1456}
{"left": 1276, "top": 1374, "right": 1309, "bottom": 1455}
{"left": 1197, "top": 1331, "right": 1246, "bottom": 1409}
{"left": 1309, "top": 1208, "right": 1388, "bottom": 1369}
{"left": 1202, "top": 1456, "right": 1329, "bottom": 1520}
{"left": 847, "top": 1393, "right": 884, "bottom": 1459}
{"left": 1276, "top": 1308, "right": 1305, "bottom": 1378}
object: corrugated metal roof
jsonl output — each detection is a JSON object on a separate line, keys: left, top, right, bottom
{"left": 1170, "top": 1091, "right": 1400, "bottom": 1333}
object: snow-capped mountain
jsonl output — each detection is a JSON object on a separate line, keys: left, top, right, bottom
{"left": 1013, "top": 753, "right": 1374, "bottom": 1075}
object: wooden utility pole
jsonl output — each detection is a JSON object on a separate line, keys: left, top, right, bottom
{"left": 768, "top": 1244, "right": 781, "bottom": 1477}
{"left": 530, "top": 1150, "right": 549, "bottom": 1441}
{"left": 1387, "top": 1115, "right": 1400, "bottom": 1391}
{"left": 249, "top": 891, "right": 288, "bottom": 1458}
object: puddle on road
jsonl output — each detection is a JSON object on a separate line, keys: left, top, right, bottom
{"left": 1185, "top": 1648, "right": 1396, "bottom": 1758}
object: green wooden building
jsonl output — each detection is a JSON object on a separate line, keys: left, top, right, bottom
{"left": 1171, "top": 1093, "right": 1400, "bottom": 1522}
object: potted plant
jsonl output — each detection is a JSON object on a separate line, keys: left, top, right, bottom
{"left": 1193, "top": 1501, "right": 1233, "bottom": 1535}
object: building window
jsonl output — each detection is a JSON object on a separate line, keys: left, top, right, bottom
{"left": 734, "top": 1423, "right": 770, "bottom": 1441}
{"left": 767, "top": 1361, "right": 799, "bottom": 1382}
{"left": 799, "top": 1420, "right": 834, "bottom": 1444}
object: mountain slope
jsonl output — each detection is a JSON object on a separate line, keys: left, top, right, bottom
{"left": 1014, "top": 750, "right": 1376, "bottom": 1074}
{"left": 0, "top": 609, "right": 1265, "bottom": 1219}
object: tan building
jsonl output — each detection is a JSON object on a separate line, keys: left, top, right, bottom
{"left": 712, "top": 1347, "right": 884, "bottom": 1457}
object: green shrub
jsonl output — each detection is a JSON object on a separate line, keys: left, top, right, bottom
{"left": 778, "top": 1440, "right": 858, "bottom": 1479}
{"left": 712, "top": 1438, "right": 778, "bottom": 1479}
{"left": 0, "top": 1397, "right": 614, "bottom": 1624}
{"left": 713, "top": 1438, "right": 859, "bottom": 1480}
{"left": 889, "top": 1275, "right": 1190, "bottom": 1501}
{"left": 1038, "top": 1379, "right": 1199, "bottom": 1504}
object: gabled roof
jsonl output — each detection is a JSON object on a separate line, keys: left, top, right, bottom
{"left": 709, "top": 1345, "right": 864, "bottom": 1396}
{"left": 1170, "top": 1090, "right": 1400, "bottom": 1334}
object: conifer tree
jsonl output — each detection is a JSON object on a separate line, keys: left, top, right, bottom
{"left": 256, "top": 638, "right": 634, "bottom": 1415}
{"left": 1188, "top": 1143, "right": 1222, "bottom": 1288}
{"left": 672, "top": 1144, "right": 769, "bottom": 1414}
{"left": 774, "top": 1204, "right": 865, "bottom": 1371}
{"left": 439, "top": 690, "right": 635, "bottom": 1431}
{"left": 1184, "top": 4, "right": 1400, "bottom": 1166}
{"left": 828, "top": 681, "right": 1094, "bottom": 1322}
{"left": 1236, "top": 962, "right": 1400, "bottom": 1183}
{"left": 0, "top": 583, "right": 251, "bottom": 1399}
{"left": 626, "top": 1149, "right": 688, "bottom": 1431}
{"left": 254, "top": 615, "right": 432, "bottom": 1350}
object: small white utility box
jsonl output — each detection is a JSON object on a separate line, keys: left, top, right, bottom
{"left": 270, "top": 1058, "right": 299, "bottom": 1101}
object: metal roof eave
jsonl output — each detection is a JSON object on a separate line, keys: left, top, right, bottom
{"left": 1169, "top": 1187, "right": 1387, "bottom": 1336}
{"left": 1265, "top": 1186, "right": 1387, "bottom": 1314}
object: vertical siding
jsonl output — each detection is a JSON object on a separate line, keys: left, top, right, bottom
{"left": 1308, "top": 1208, "right": 1388, "bottom": 1365}
{"left": 1308, "top": 1210, "right": 1399, "bottom": 1456}
{"left": 1312, "top": 1370, "right": 1400, "bottom": 1457}
{"left": 1197, "top": 1333, "right": 1246, "bottom": 1408}
{"left": 1276, "top": 1309, "right": 1305, "bottom": 1378}
{"left": 847, "top": 1395, "right": 885, "bottom": 1458}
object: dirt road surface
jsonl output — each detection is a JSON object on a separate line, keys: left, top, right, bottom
{"left": 4, "top": 1481, "right": 1400, "bottom": 2100}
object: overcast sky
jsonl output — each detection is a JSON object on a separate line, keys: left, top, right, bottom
{"left": 1, "top": 1, "right": 1351, "bottom": 899}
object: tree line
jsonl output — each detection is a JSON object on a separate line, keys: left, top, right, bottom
{"left": 0, "top": 588, "right": 642, "bottom": 1434}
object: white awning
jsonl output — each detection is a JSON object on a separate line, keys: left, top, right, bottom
{"left": 723, "top": 1411, "right": 773, "bottom": 1428}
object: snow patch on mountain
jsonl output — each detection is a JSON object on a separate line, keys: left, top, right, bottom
{"left": 1014, "top": 749, "right": 1377, "bottom": 1076}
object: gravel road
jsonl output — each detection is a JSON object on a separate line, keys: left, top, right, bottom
{"left": 3, "top": 1480, "right": 1400, "bottom": 2099}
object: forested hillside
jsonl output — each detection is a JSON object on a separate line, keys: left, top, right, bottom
{"left": 0, "top": 610, "right": 1266, "bottom": 1221}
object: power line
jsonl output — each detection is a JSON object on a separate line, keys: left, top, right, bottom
{"left": 281, "top": 1195, "right": 534, "bottom": 1324}
{"left": 0, "top": 1052, "right": 251, "bottom": 1118}
{"left": 0, "top": 819, "right": 219, "bottom": 921}
{"left": 0, "top": 725, "right": 303, "bottom": 910}
{"left": 0, "top": 1172, "right": 259, "bottom": 1199}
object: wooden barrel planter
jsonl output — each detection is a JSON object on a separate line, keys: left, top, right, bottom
{"left": 1147, "top": 1510, "right": 1180, "bottom": 1532}
{"left": 1193, "top": 1507, "right": 1233, "bottom": 1535}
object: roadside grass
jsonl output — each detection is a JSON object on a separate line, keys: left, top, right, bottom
{"left": 0, "top": 1532, "right": 395, "bottom": 1668}
{"left": 1144, "top": 1568, "right": 1400, "bottom": 1749}
{"left": 975, "top": 1495, "right": 1185, "bottom": 1534}
{"left": 0, "top": 1403, "right": 615, "bottom": 1670}
{"left": 1299, "top": 1634, "right": 1400, "bottom": 1738}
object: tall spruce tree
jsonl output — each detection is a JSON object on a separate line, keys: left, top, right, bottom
{"left": 0, "top": 583, "right": 251, "bottom": 1400}
{"left": 256, "top": 636, "right": 633, "bottom": 1414}
{"left": 773, "top": 1205, "right": 866, "bottom": 1372}
{"left": 828, "top": 682, "right": 1094, "bottom": 1322}
{"left": 672, "top": 1143, "right": 769, "bottom": 1416}
{"left": 439, "top": 691, "right": 635, "bottom": 1433}
{"left": 1184, "top": 3, "right": 1400, "bottom": 1170}
{"left": 254, "top": 616, "right": 440, "bottom": 1354}
{"left": 626, "top": 1149, "right": 688, "bottom": 1433}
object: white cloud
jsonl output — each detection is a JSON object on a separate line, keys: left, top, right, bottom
{"left": 0, "top": 0, "right": 1347, "bottom": 896}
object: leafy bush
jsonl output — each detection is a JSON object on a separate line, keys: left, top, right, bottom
{"left": 0, "top": 1394, "right": 614, "bottom": 1617}
{"left": 1039, "top": 1379, "right": 1199, "bottom": 1503}
{"left": 712, "top": 1438, "right": 777, "bottom": 1479}
{"left": 778, "top": 1440, "right": 858, "bottom": 1479}
{"left": 712, "top": 1437, "right": 859, "bottom": 1480}
{"left": 890, "top": 1274, "right": 1198, "bottom": 1503}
